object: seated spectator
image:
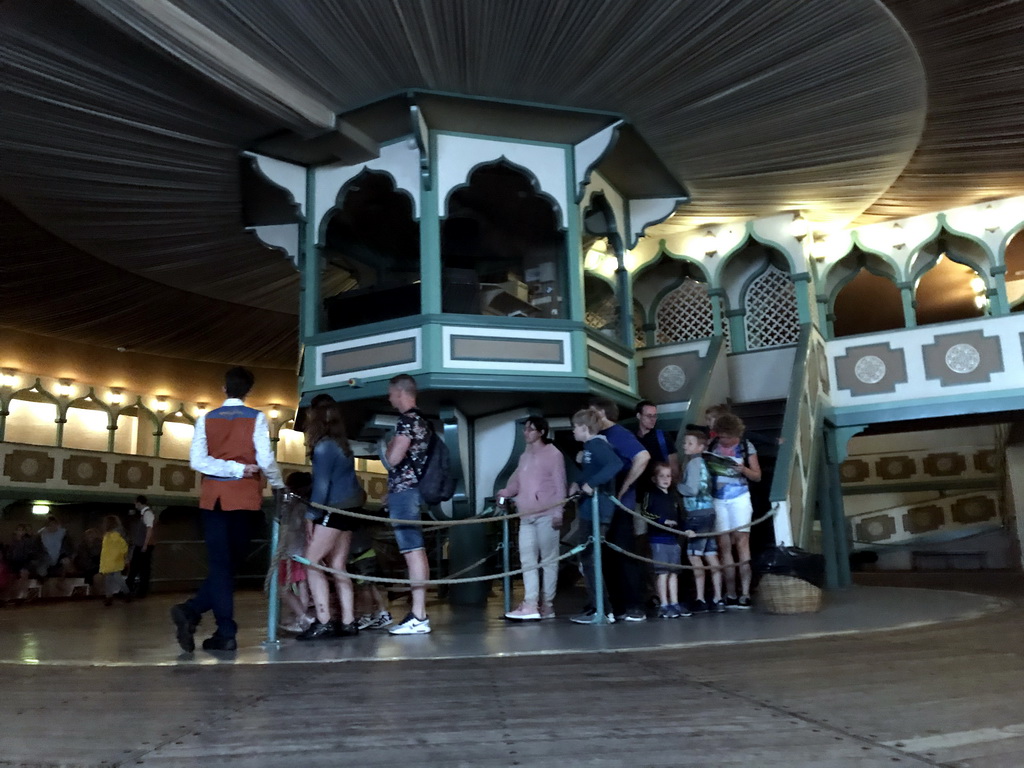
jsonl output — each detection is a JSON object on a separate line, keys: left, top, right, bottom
{"left": 3, "top": 524, "right": 41, "bottom": 600}
{"left": 71, "top": 528, "right": 103, "bottom": 587}
{"left": 36, "top": 515, "right": 73, "bottom": 579}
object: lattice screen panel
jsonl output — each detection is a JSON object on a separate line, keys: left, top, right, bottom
{"left": 585, "top": 295, "right": 619, "bottom": 331}
{"left": 744, "top": 265, "right": 799, "bottom": 349}
{"left": 655, "top": 279, "right": 715, "bottom": 344}
{"left": 633, "top": 300, "right": 646, "bottom": 348}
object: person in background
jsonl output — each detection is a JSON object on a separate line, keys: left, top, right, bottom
{"left": 36, "top": 514, "right": 72, "bottom": 579}
{"left": 642, "top": 462, "right": 690, "bottom": 618}
{"left": 568, "top": 408, "right": 622, "bottom": 625}
{"left": 277, "top": 472, "right": 313, "bottom": 634}
{"left": 99, "top": 515, "right": 130, "bottom": 606}
{"left": 71, "top": 528, "right": 103, "bottom": 591}
{"left": 172, "top": 366, "right": 285, "bottom": 654}
{"left": 383, "top": 374, "right": 433, "bottom": 636}
{"left": 126, "top": 495, "right": 156, "bottom": 598}
{"left": 497, "top": 416, "right": 567, "bottom": 621}
{"left": 677, "top": 430, "right": 725, "bottom": 613}
{"left": 634, "top": 401, "right": 680, "bottom": 486}
{"left": 588, "top": 397, "right": 651, "bottom": 622}
{"left": 297, "top": 401, "right": 365, "bottom": 640}
{"left": 707, "top": 413, "right": 761, "bottom": 609}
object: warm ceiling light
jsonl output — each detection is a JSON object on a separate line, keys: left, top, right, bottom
{"left": 269, "top": 405, "right": 280, "bottom": 419}
{"left": 196, "top": 402, "right": 208, "bottom": 414}
{"left": 56, "top": 380, "right": 75, "bottom": 397}
{"left": 32, "top": 503, "right": 50, "bottom": 516}
{"left": 974, "top": 294, "right": 988, "bottom": 309}
{"left": 154, "top": 397, "right": 168, "bottom": 413}
{"left": 108, "top": 388, "right": 124, "bottom": 405}
{"left": 970, "top": 276, "right": 985, "bottom": 293}
{"left": 0, "top": 369, "right": 19, "bottom": 388}
{"left": 583, "top": 248, "right": 603, "bottom": 271}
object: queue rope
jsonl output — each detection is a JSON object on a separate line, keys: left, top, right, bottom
{"left": 603, "top": 539, "right": 754, "bottom": 572}
{"left": 609, "top": 495, "right": 780, "bottom": 538}
{"left": 296, "top": 492, "right": 579, "bottom": 527}
{"left": 291, "top": 539, "right": 591, "bottom": 586}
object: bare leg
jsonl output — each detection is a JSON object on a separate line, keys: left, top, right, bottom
{"left": 689, "top": 554, "right": 706, "bottom": 602}
{"left": 305, "top": 526, "right": 341, "bottom": 624}
{"left": 706, "top": 554, "right": 723, "bottom": 601}
{"left": 404, "top": 548, "right": 429, "bottom": 619}
{"left": 328, "top": 531, "right": 355, "bottom": 624}
{"left": 717, "top": 533, "right": 737, "bottom": 597}
{"left": 667, "top": 573, "right": 678, "bottom": 605}
{"left": 734, "top": 531, "right": 752, "bottom": 598}
{"left": 656, "top": 573, "right": 668, "bottom": 606}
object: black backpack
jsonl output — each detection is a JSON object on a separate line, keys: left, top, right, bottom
{"left": 416, "top": 426, "right": 456, "bottom": 505}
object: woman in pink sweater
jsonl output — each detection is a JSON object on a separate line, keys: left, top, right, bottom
{"left": 497, "top": 416, "right": 567, "bottom": 620}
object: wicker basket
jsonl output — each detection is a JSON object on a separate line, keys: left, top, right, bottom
{"left": 757, "top": 574, "right": 823, "bottom": 614}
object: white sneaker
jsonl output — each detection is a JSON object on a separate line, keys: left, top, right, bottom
{"left": 356, "top": 613, "right": 376, "bottom": 631}
{"left": 505, "top": 602, "right": 541, "bottom": 621}
{"left": 388, "top": 612, "right": 431, "bottom": 635}
{"left": 366, "top": 610, "right": 393, "bottom": 630}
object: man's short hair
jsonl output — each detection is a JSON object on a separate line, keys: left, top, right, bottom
{"left": 389, "top": 373, "right": 417, "bottom": 395}
{"left": 714, "top": 413, "right": 745, "bottom": 438}
{"left": 224, "top": 366, "right": 255, "bottom": 399}
{"left": 135, "top": 495, "right": 148, "bottom": 505}
{"left": 588, "top": 396, "right": 618, "bottom": 422}
{"left": 572, "top": 408, "right": 603, "bottom": 435}
{"left": 635, "top": 400, "right": 655, "bottom": 417}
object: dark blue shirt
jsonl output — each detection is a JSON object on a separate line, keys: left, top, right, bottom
{"left": 600, "top": 423, "right": 647, "bottom": 509}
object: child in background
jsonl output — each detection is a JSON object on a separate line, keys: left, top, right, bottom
{"left": 278, "top": 472, "right": 313, "bottom": 633}
{"left": 677, "top": 430, "right": 725, "bottom": 613}
{"left": 642, "top": 462, "right": 690, "bottom": 618}
{"left": 568, "top": 407, "right": 622, "bottom": 625}
{"left": 99, "top": 515, "right": 130, "bottom": 607}
{"left": 351, "top": 520, "right": 393, "bottom": 630}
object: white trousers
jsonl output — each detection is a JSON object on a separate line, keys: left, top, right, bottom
{"left": 518, "top": 515, "right": 560, "bottom": 606}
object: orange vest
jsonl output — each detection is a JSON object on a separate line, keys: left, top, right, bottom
{"left": 199, "top": 404, "right": 264, "bottom": 511}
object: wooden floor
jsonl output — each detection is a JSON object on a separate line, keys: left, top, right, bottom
{"left": 2, "top": 573, "right": 1023, "bottom": 767}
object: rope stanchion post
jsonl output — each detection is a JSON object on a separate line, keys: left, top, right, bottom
{"left": 591, "top": 493, "right": 610, "bottom": 624}
{"left": 263, "top": 490, "right": 283, "bottom": 648}
{"left": 501, "top": 503, "right": 512, "bottom": 615}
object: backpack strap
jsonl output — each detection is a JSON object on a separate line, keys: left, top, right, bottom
{"left": 655, "top": 429, "right": 671, "bottom": 461}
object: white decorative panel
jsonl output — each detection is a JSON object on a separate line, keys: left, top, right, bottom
{"left": 744, "top": 265, "right": 800, "bottom": 349}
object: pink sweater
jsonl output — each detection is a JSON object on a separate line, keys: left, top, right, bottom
{"left": 497, "top": 442, "right": 567, "bottom": 522}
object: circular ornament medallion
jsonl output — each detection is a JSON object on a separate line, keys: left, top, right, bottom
{"left": 854, "top": 355, "right": 886, "bottom": 384}
{"left": 657, "top": 364, "right": 686, "bottom": 392}
{"left": 944, "top": 343, "right": 980, "bottom": 373}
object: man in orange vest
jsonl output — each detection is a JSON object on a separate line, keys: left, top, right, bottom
{"left": 171, "top": 367, "right": 284, "bottom": 652}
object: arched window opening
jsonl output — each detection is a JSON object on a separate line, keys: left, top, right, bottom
{"left": 584, "top": 272, "right": 618, "bottom": 333}
{"left": 322, "top": 170, "right": 421, "bottom": 330}
{"left": 744, "top": 264, "right": 800, "bottom": 349}
{"left": 63, "top": 397, "right": 110, "bottom": 452}
{"left": 582, "top": 193, "right": 622, "bottom": 333}
{"left": 633, "top": 300, "right": 647, "bottom": 349}
{"left": 913, "top": 255, "right": 984, "bottom": 326}
{"left": 277, "top": 421, "right": 307, "bottom": 466}
{"left": 5, "top": 390, "right": 58, "bottom": 446}
{"left": 159, "top": 412, "right": 194, "bottom": 460}
{"left": 830, "top": 251, "right": 903, "bottom": 337}
{"left": 116, "top": 404, "right": 158, "bottom": 456}
{"left": 444, "top": 162, "right": 565, "bottom": 318}
{"left": 1005, "top": 230, "right": 1024, "bottom": 311}
{"left": 656, "top": 278, "right": 714, "bottom": 345}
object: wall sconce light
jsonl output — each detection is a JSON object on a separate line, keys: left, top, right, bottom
{"left": 196, "top": 402, "right": 208, "bottom": 415}
{"left": 891, "top": 222, "right": 906, "bottom": 250}
{"left": 982, "top": 204, "right": 1001, "bottom": 232}
{"left": 154, "top": 397, "right": 168, "bottom": 413}
{"left": 56, "top": 379, "right": 75, "bottom": 397}
{"left": 108, "top": 388, "right": 124, "bottom": 405}
{"left": 269, "top": 405, "right": 280, "bottom": 420}
{"left": 0, "top": 369, "right": 19, "bottom": 389}
{"left": 970, "top": 273, "right": 989, "bottom": 310}
{"left": 704, "top": 229, "right": 719, "bottom": 256}
{"left": 789, "top": 212, "right": 809, "bottom": 240}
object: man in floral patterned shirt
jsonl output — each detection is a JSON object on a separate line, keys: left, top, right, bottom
{"left": 384, "top": 374, "right": 433, "bottom": 635}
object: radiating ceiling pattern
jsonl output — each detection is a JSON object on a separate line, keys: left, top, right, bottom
{"left": 1, "top": 0, "right": 1023, "bottom": 367}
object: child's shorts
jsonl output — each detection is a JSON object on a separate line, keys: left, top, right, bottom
{"left": 650, "top": 542, "right": 682, "bottom": 574}
{"left": 685, "top": 510, "right": 718, "bottom": 557}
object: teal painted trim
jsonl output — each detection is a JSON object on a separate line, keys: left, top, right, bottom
{"left": 682, "top": 336, "right": 726, "bottom": 428}
{"left": 565, "top": 149, "right": 586, "bottom": 323}
{"left": 745, "top": 228, "right": 800, "bottom": 274}
{"left": 823, "top": 428, "right": 852, "bottom": 587}
{"left": 582, "top": 325, "right": 635, "bottom": 359}
{"left": 831, "top": 236, "right": 904, "bottom": 281}
{"left": 309, "top": 314, "right": 584, "bottom": 347}
{"left": 420, "top": 132, "right": 442, "bottom": 314}
{"left": 727, "top": 313, "right": 747, "bottom": 353}
{"left": 769, "top": 325, "right": 812, "bottom": 503}
{"left": 422, "top": 322, "right": 444, "bottom": 372}
{"left": 616, "top": 265, "right": 634, "bottom": 348}
{"left": 644, "top": 240, "right": 713, "bottom": 283}
{"left": 434, "top": 129, "right": 572, "bottom": 150}
{"left": 797, "top": 411, "right": 825, "bottom": 547}
{"left": 936, "top": 212, "right": 997, "bottom": 262}
{"left": 441, "top": 153, "right": 566, "bottom": 234}
{"left": 899, "top": 286, "right": 917, "bottom": 327}
{"left": 825, "top": 253, "right": 902, "bottom": 322}
{"left": 301, "top": 167, "right": 319, "bottom": 340}
{"left": 816, "top": 448, "right": 839, "bottom": 587}
{"left": 0, "top": 485, "right": 200, "bottom": 507}
{"left": 626, "top": 199, "right": 689, "bottom": 250}
{"left": 841, "top": 477, "right": 1000, "bottom": 495}
{"left": 825, "top": 425, "right": 866, "bottom": 465}
{"left": 724, "top": 341, "right": 798, "bottom": 357}
{"left": 795, "top": 276, "right": 812, "bottom": 325}
{"left": 999, "top": 219, "right": 1024, "bottom": 254}
{"left": 827, "top": 387, "right": 1024, "bottom": 427}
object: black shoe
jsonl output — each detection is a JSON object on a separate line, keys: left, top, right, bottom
{"left": 335, "top": 621, "right": 359, "bottom": 637}
{"left": 297, "top": 620, "right": 336, "bottom": 641}
{"left": 201, "top": 635, "right": 238, "bottom": 652}
{"left": 170, "top": 603, "right": 198, "bottom": 653}
{"left": 736, "top": 595, "right": 753, "bottom": 609}
{"left": 691, "top": 599, "right": 708, "bottom": 614}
